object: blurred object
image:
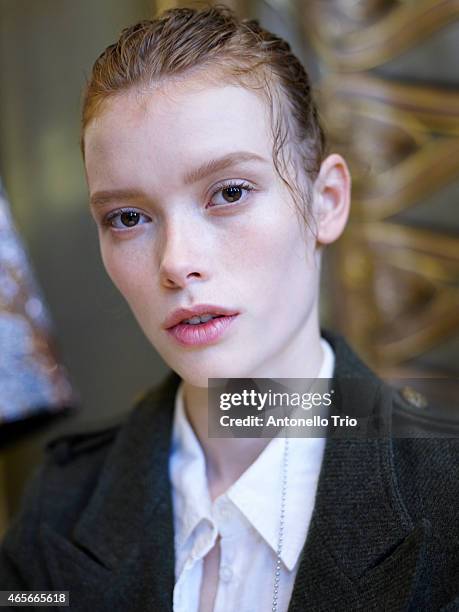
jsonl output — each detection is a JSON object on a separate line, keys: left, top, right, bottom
{"left": 0, "top": 179, "right": 77, "bottom": 445}
{"left": 0, "top": 0, "right": 169, "bottom": 531}
{"left": 0, "top": 457, "right": 7, "bottom": 539}
{"left": 305, "top": 0, "right": 459, "bottom": 72}
{"left": 301, "top": 0, "right": 459, "bottom": 378}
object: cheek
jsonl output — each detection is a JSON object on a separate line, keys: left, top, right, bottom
{"left": 244, "top": 204, "right": 309, "bottom": 282}
{"left": 247, "top": 208, "right": 315, "bottom": 318}
{"left": 230, "top": 199, "right": 295, "bottom": 270}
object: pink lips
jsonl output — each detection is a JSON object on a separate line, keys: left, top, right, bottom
{"left": 163, "top": 303, "right": 239, "bottom": 329}
{"left": 166, "top": 314, "right": 239, "bottom": 347}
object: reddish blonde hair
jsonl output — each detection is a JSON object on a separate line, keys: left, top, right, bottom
{"left": 80, "top": 3, "right": 327, "bottom": 227}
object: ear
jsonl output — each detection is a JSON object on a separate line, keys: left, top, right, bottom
{"left": 312, "top": 153, "right": 351, "bottom": 245}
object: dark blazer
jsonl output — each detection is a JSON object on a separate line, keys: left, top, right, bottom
{"left": 1, "top": 329, "right": 458, "bottom": 611}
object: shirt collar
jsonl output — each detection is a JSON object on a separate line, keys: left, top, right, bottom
{"left": 169, "top": 337, "right": 335, "bottom": 571}
{"left": 226, "top": 337, "right": 335, "bottom": 570}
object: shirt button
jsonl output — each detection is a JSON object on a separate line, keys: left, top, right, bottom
{"left": 220, "top": 565, "right": 233, "bottom": 582}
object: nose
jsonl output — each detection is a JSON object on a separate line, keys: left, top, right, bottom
{"left": 159, "top": 220, "right": 209, "bottom": 289}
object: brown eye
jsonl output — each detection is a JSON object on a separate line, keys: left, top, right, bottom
{"left": 222, "top": 185, "right": 243, "bottom": 203}
{"left": 120, "top": 211, "right": 140, "bottom": 227}
{"left": 103, "top": 208, "right": 151, "bottom": 231}
{"left": 208, "top": 181, "right": 254, "bottom": 208}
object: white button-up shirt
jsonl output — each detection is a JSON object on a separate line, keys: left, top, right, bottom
{"left": 169, "top": 338, "right": 335, "bottom": 612}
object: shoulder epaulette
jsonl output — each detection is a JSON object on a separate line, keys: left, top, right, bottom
{"left": 396, "top": 385, "right": 429, "bottom": 410}
{"left": 392, "top": 384, "right": 459, "bottom": 436}
{"left": 45, "top": 422, "right": 122, "bottom": 466}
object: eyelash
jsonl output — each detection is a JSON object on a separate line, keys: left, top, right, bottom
{"left": 101, "top": 180, "right": 255, "bottom": 231}
{"left": 208, "top": 180, "right": 254, "bottom": 208}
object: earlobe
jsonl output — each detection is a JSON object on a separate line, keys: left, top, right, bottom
{"left": 313, "top": 153, "right": 351, "bottom": 246}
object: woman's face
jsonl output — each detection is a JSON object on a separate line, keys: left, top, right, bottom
{"left": 84, "top": 78, "right": 325, "bottom": 386}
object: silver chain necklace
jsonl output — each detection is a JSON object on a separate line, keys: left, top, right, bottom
{"left": 271, "top": 435, "right": 290, "bottom": 612}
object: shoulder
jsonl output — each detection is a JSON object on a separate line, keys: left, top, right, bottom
{"left": 1, "top": 413, "right": 134, "bottom": 588}
{"left": 44, "top": 420, "right": 123, "bottom": 467}
{"left": 389, "top": 383, "right": 459, "bottom": 533}
{"left": 388, "top": 384, "right": 459, "bottom": 604}
{"left": 41, "top": 373, "right": 178, "bottom": 470}
{"left": 0, "top": 373, "right": 179, "bottom": 588}
{"left": 1, "top": 419, "right": 124, "bottom": 576}
{"left": 41, "top": 416, "right": 125, "bottom": 492}
{"left": 3, "top": 373, "right": 179, "bottom": 534}
{"left": 38, "top": 416, "right": 129, "bottom": 523}
{"left": 9, "top": 372, "right": 179, "bottom": 531}
{"left": 13, "top": 419, "right": 124, "bottom": 517}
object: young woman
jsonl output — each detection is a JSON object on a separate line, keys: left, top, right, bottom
{"left": 1, "top": 5, "right": 458, "bottom": 611}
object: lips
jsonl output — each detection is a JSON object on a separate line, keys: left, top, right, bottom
{"left": 163, "top": 304, "right": 240, "bottom": 330}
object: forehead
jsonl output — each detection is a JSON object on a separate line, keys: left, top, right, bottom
{"left": 83, "top": 77, "right": 274, "bottom": 175}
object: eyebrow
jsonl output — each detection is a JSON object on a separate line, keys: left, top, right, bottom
{"left": 182, "top": 151, "right": 268, "bottom": 185}
{"left": 89, "top": 151, "right": 269, "bottom": 208}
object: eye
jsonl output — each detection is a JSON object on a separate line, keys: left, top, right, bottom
{"left": 208, "top": 181, "right": 254, "bottom": 208}
{"left": 102, "top": 208, "right": 151, "bottom": 230}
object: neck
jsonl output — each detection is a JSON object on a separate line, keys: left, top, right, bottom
{"left": 182, "top": 323, "right": 324, "bottom": 498}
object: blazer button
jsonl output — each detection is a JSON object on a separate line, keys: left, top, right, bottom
{"left": 399, "top": 386, "right": 428, "bottom": 409}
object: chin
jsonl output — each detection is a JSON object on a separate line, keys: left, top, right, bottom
{"left": 175, "top": 359, "right": 251, "bottom": 388}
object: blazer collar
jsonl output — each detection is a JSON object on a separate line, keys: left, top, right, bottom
{"left": 42, "top": 329, "right": 430, "bottom": 611}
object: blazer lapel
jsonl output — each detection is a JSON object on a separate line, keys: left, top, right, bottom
{"left": 287, "top": 433, "right": 430, "bottom": 611}
{"left": 42, "top": 370, "right": 181, "bottom": 612}
{"left": 288, "top": 331, "right": 430, "bottom": 611}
